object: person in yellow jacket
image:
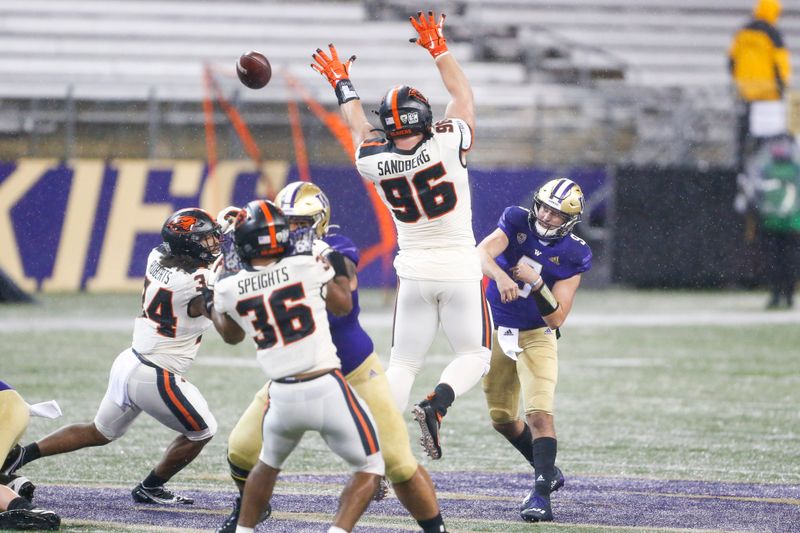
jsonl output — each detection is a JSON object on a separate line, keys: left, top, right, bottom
{"left": 729, "top": 0, "right": 792, "bottom": 170}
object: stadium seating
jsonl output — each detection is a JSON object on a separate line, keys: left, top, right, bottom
{"left": 0, "top": 0, "right": 528, "bottom": 108}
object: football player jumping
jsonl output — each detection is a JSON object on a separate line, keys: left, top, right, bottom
{"left": 211, "top": 200, "right": 384, "bottom": 533}
{"left": 214, "top": 183, "right": 447, "bottom": 533}
{"left": 478, "top": 179, "right": 592, "bottom": 522}
{"left": 4, "top": 209, "right": 222, "bottom": 506}
{"left": 311, "top": 10, "right": 491, "bottom": 461}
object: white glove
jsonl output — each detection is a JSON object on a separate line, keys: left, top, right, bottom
{"left": 216, "top": 206, "right": 242, "bottom": 234}
{"left": 207, "top": 256, "right": 224, "bottom": 289}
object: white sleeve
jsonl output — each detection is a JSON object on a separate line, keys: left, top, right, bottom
{"left": 454, "top": 118, "right": 473, "bottom": 151}
{"left": 316, "top": 259, "right": 336, "bottom": 285}
{"left": 213, "top": 277, "right": 235, "bottom": 316}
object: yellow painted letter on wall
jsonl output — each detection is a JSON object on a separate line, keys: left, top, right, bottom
{"left": 86, "top": 159, "right": 202, "bottom": 292}
{"left": 41, "top": 159, "right": 104, "bottom": 292}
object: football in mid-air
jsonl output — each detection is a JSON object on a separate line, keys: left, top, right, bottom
{"left": 236, "top": 51, "right": 271, "bottom": 89}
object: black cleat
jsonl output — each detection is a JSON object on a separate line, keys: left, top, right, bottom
{"left": 132, "top": 483, "right": 194, "bottom": 505}
{"left": 547, "top": 466, "right": 565, "bottom": 493}
{"left": 1, "top": 445, "right": 24, "bottom": 476}
{"left": 520, "top": 466, "right": 564, "bottom": 522}
{"left": 520, "top": 490, "right": 552, "bottom": 522}
{"left": 215, "top": 496, "right": 271, "bottom": 533}
{"left": 5, "top": 474, "right": 36, "bottom": 503}
{"left": 0, "top": 508, "right": 60, "bottom": 531}
{"left": 412, "top": 401, "right": 443, "bottom": 460}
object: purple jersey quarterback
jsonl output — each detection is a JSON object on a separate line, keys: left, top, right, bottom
{"left": 486, "top": 206, "right": 592, "bottom": 330}
{"left": 324, "top": 234, "right": 375, "bottom": 375}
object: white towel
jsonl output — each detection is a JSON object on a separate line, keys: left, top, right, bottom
{"left": 108, "top": 349, "right": 141, "bottom": 408}
{"left": 497, "top": 327, "right": 522, "bottom": 361}
{"left": 27, "top": 400, "right": 62, "bottom": 419}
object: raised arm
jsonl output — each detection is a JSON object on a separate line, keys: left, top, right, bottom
{"left": 409, "top": 11, "right": 475, "bottom": 133}
{"left": 311, "top": 44, "right": 375, "bottom": 148}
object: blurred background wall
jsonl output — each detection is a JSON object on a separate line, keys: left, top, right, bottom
{"left": 2, "top": 0, "right": 796, "bottom": 291}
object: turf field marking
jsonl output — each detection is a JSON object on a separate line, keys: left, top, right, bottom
{"left": 63, "top": 518, "right": 206, "bottom": 532}
{"left": 4, "top": 308, "right": 800, "bottom": 333}
{"left": 619, "top": 490, "right": 800, "bottom": 506}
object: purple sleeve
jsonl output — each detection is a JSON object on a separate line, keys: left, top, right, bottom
{"left": 324, "top": 235, "right": 360, "bottom": 266}
{"left": 0, "top": 380, "right": 12, "bottom": 392}
{"left": 497, "top": 206, "right": 524, "bottom": 240}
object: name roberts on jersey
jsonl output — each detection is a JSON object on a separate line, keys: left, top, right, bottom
{"left": 133, "top": 246, "right": 214, "bottom": 375}
{"left": 147, "top": 259, "right": 171, "bottom": 284}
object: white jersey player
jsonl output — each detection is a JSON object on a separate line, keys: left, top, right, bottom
{"left": 312, "top": 10, "right": 492, "bottom": 460}
{"left": 211, "top": 200, "right": 383, "bottom": 533}
{"left": 8, "top": 208, "right": 221, "bottom": 506}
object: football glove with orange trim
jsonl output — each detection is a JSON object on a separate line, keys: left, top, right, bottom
{"left": 311, "top": 44, "right": 359, "bottom": 105}
{"left": 409, "top": 10, "right": 449, "bottom": 60}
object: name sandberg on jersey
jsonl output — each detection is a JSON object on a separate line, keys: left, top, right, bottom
{"left": 356, "top": 118, "right": 482, "bottom": 281}
{"left": 132, "top": 247, "right": 213, "bottom": 375}
{"left": 213, "top": 254, "right": 340, "bottom": 381}
{"left": 486, "top": 206, "right": 593, "bottom": 331}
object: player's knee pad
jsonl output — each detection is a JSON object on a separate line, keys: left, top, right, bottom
{"left": 228, "top": 440, "right": 260, "bottom": 475}
{"left": 352, "top": 452, "right": 385, "bottom": 477}
{"left": 388, "top": 351, "right": 425, "bottom": 377}
{"left": 385, "top": 455, "right": 418, "bottom": 484}
{"left": 488, "top": 406, "right": 517, "bottom": 426}
{"left": 227, "top": 455, "right": 251, "bottom": 483}
{"left": 184, "top": 413, "right": 217, "bottom": 442}
{"left": 91, "top": 418, "right": 126, "bottom": 442}
{"left": 227, "top": 430, "right": 261, "bottom": 474}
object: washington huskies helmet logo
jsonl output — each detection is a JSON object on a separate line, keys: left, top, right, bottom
{"left": 167, "top": 215, "right": 198, "bottom": 233}
{"left": 516, "top": 232, "right": 527, "bottom": 244}
{"left": 529, "top": 178, "right": 585, "bottom": 241}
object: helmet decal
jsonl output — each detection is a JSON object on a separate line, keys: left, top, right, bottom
{"left": 529, "top": 178, "right": 585, "bottom": 241}
{"left": 166, "top": 215, "right": 199, "bottom": 233}
{"left": 161, "top": 208, "right": 221, "bottom": 263}
{"left": 379, "top": 85, "right": 433, "bottom": 139}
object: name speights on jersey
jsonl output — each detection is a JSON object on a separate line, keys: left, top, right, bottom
{"left": 377, "top": 149, "right": 430, "bottom": 176}
{"left": 237, "top": 266, "right": 289, "bottom": 294}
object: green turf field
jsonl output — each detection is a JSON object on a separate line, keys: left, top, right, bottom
{"left": 1, "top": 289, "right": 799, "bottom": 532}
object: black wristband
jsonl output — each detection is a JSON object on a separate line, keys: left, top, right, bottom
{"left": 326, "top": 250, "right": 350, "bottom": 278}
{"left": 200, "top": 286, "right": 214, "bottom": 314}
{"left": 335, "top": 79, "right": 359, "bottom": 105}
{"left": 531, "top": 283, "right": 559, "bottom": 317}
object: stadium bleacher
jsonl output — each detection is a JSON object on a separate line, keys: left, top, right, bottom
{"left": 0, "top": 0, "right": 796, "bottom": 166}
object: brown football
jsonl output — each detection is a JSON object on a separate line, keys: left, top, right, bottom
{"left": 236, "top": 50, "right": 271, "bottom": 89}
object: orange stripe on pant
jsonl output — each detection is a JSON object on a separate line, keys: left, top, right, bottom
{"left": 162, "top": 370, "right": 202, "bottom": 432}
{"left": 480, "top": 283, "right": 492, "bottom": 349}
{"left": 334, "top": 370, "right": 379, "bottom": 455}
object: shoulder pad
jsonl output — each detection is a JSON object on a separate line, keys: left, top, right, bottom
{"left": 357, "top": 137, "right": 390, "bottom": 159}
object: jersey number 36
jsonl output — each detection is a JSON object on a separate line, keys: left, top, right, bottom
{"left": 235, "top": 283, "right": 316, "bottom": 349}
